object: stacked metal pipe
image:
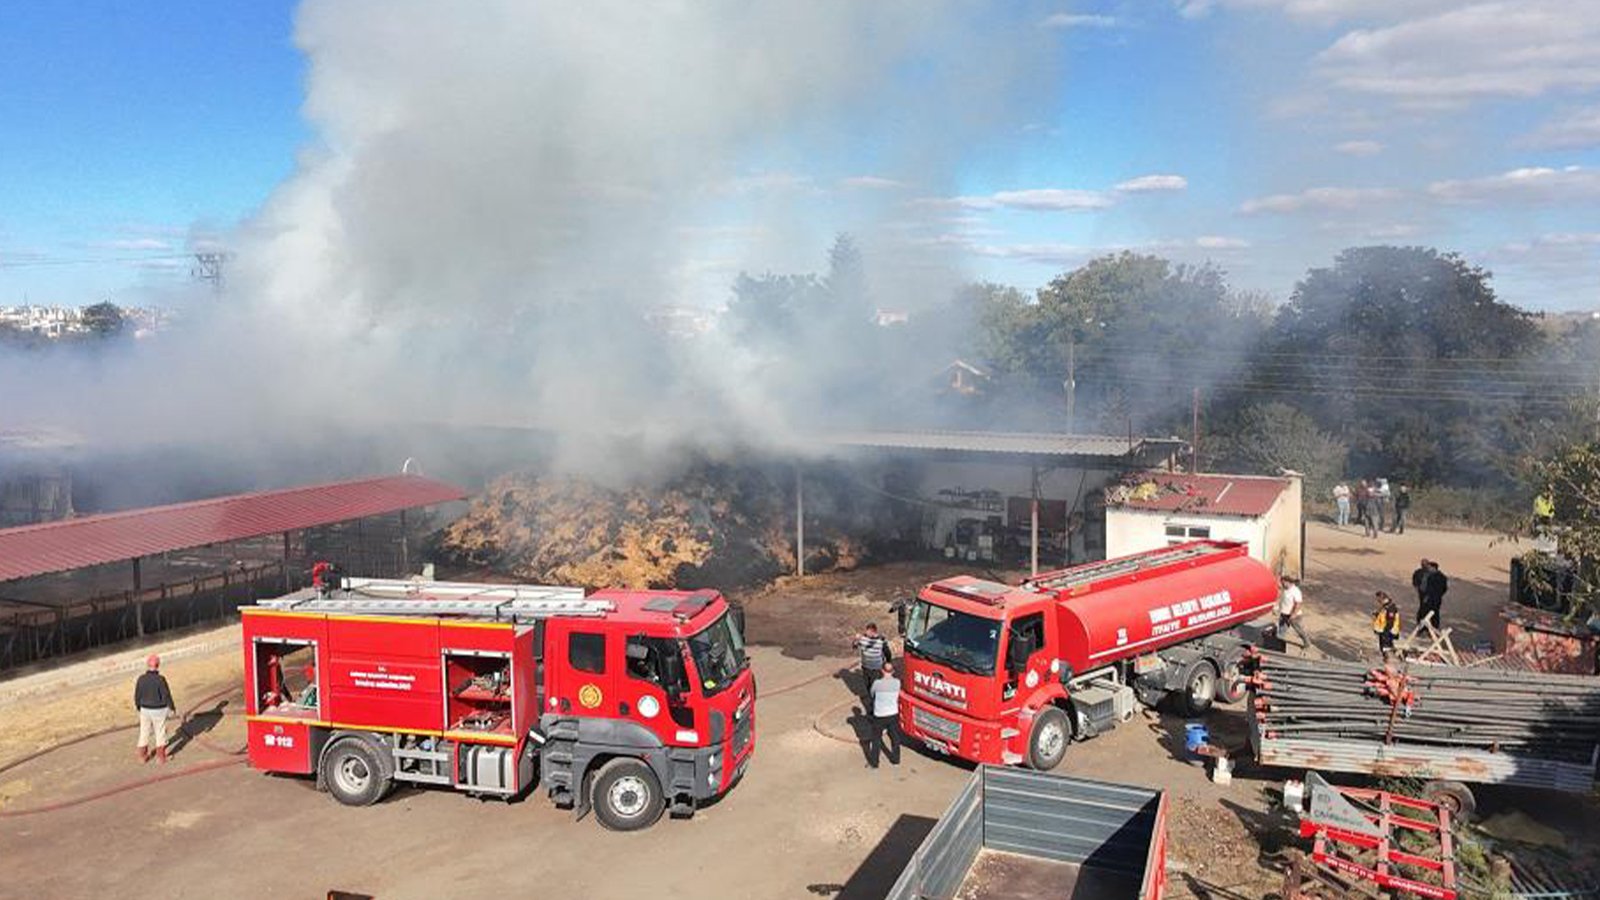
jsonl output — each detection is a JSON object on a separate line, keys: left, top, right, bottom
{"left": 1249, "top": 650, "right": 1600, "bottom": 764}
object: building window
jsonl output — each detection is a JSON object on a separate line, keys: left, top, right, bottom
{"left": 568, "top": 632, "right": 607, "bottom": 674}
{"left": 1164, "top": 524, "right": 1211, "bottom": 543}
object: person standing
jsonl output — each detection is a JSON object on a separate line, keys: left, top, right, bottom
{"left": 1374, "top": 479, "right": 1392, "bottom": 533}
{"left": 134, "top": 654, "right": 176, "bottom": 764}
{"left": 1276, "top": 575, "right": 1309, "bottom": 650}
{"left": 1393, "top": 484, "right": 1411, "bottom": 534}
{"left": 1332, "top": 482, "right": 1351, "bottom": 527}
{"left": 866, "top": 661, "right": 903, "bottom": 768}
{"left": 1411, "top": 558, "right": 1430, "bottom": 610}
{"left": 1356, "top": 481, "right": 1378, "bottom": 538}
{"left": 851, "top": 622, "right": 890, "bottom": 700}
{"left": 1418, "top": 561, "right": 1449, "bottom": 630}
{"left": 1372, "top": 592, "right": 1402, "bottom": 660}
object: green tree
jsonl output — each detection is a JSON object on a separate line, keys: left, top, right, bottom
{"left": 1265, "top": 246, "right": 1545, "bottom": 485}
{"left": 1218, "top": 402, "right": 1348, "bottom": 495}
{"left": 1522, "top": 441, "right": 1600, "bottom": 615}
{"left": 981, "top": 252, "right": 1268, "bottom": 433}
{"left": 81, "top": 301, "right": 125, "bottom": 337}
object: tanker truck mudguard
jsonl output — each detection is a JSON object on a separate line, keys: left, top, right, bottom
{"left": 240, "top": 577, "right": 755, "bottom": 831}
{"left": 899, "top": 540, "right": 1278, "bottom": 769}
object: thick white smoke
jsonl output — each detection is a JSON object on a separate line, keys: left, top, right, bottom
{"left": 4, "top": 1, "right": 1060, "bottom": 472}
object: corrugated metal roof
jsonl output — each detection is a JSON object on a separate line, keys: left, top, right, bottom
{"left": 1108, "top": 472, "right": 1291, "bottom": 518}
{"left": 814, "top": 430, "right": 1182, "bottom": 460}
{"left": 0, "top": 474, "right": 467, "bottom": 583}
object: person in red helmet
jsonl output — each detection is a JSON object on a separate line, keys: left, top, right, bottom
{"left": 134, "top": 654, "right": 176, "bottom": 763}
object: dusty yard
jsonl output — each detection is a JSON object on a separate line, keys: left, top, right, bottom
{"left": 0, "top": 523, "right": 1593, "bottom": 899}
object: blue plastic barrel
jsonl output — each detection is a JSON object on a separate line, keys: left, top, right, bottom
{"left": 1184, "top": 722, "right": 1209, "bottom": 755}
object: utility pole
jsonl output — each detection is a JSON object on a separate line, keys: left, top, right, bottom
{"left": 1064, "top": 337, "right": 1077, "bottom": 434}
{"left": 192, "top": 251, "right": 228, "bottom": 296}
{"left": 1191, "top": 387, "right": 1201, "bottom": 474}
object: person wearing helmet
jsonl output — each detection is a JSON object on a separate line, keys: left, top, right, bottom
{"left": 134, "top": 654, "right": 177, "bottom": 763}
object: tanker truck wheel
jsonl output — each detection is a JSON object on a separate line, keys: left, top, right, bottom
{"left": 1179, "top": 661, "right": 1217, "bottom": 717}
{"left": 1026, "top": 707, "right": 1070, "bottom": 771}
{"left": 322, "top": 738, "right": 393, "bottom": 807}
{"left": 592, "top": 758, "right": 665, "bottom": 831}
{"left": 1215, "top": 655, "right": 1248, "bottom": 705}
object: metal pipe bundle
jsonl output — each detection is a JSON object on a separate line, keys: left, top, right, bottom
{"left": 1249, "top": 650, "right": 1600, "bottom": 765}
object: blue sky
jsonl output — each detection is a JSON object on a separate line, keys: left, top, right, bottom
{"left": 2, "top": 1, "right": 1598, "bottom": 311}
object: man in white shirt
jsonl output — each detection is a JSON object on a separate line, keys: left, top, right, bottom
{"left": 866, "top": 661, "right": 903, "bottom": 768}
{"left": 1276, "top": 575, "right": 1309, "bottom": 650}
{"left": 1332, "top": 483, "right": 1351, "bottom": 527}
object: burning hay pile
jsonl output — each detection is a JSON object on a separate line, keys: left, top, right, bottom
{"left": 438, "top": 462, "right": 890, "bottom": 589}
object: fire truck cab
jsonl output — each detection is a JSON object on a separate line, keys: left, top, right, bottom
{"left": 898, "top": 541, "right": 1279, "bottom": 770}
{"left": 241, "top": 577, "right": 755, "bottom": 831}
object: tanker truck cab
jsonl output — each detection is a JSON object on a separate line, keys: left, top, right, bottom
{"left": 899, "top": 541, "right": 1281, "bottom": 771}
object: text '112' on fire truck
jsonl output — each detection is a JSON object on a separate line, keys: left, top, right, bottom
{"left": 240, "top": 577, "right": 755, "bottom": 830}
{"left": 898, "top": 540, "right": 1279, "bottom": 770}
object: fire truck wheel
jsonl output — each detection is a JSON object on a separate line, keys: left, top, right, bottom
{"left": 592, "top": 758, "right": 665, "bottom": 831}
{"left": 1026, "top": 707, "right": 1070, "bottom": 771}
{"left": 1422, "top": 780, "right": 1477, "bottom": 820}
{"left": 1215, "top": 656, "right": 1247, "bottom": 705}
{"left": 1179, "top": 661, "right": 1217, "bottom": 717}
{"left": 322, "top": 740, "right": 392, "bottom": 807}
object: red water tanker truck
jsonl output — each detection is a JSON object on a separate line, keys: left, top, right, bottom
{"left": 240, "top": 577, "right": 754, "bottom": 830}
{"left": 898, "top": 540, "right": 1280, "bottom": 769}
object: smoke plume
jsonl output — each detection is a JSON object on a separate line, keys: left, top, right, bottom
{"left": 4, "top": 1, "right": 1061, "bottom": 477}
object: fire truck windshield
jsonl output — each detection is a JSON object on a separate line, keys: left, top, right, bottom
{"left": 903, "top": 600, "right": 999, "bottom": 676}
{"left": 688, "top": 610, "right": 747, "bottom": 697}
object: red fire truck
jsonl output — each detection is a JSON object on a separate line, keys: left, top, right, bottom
{"left": 898, "top": 540, "right": 1279, "bottom": 770}
{"left": 240, "top": 577, "right": 755, "bottom": 830}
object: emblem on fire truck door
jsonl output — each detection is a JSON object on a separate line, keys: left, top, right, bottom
{"left": 578, "top": 683, "right": 603, "bottom": 709}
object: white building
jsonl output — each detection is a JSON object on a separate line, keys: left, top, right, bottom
{"left": 1104, "top": 471, "right": 1303, "bottom": 577}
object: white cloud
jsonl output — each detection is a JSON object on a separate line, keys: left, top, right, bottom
{"left": 992, "top": 189, "right": 1114, "bottom": 210}
{"left": 1239, "top": 185, "right": 1402, "bottom": 213}
{"left": 930, "top": 174, "right": 1186, "bottom": 213}
{"left": 1316, "top": 3, "right": 1600, "bottom": 104}
{"left": 1115, "top": 174, "right": 1189, "bottom": 192}
{"left": 1040, "top": 12, "right": 1119, "bottom": 28}
{"left": 1365, "top": 223, "right": 1420, "bottom": 239}
{"left": 1523, "top": 106, "right": 1600, "bottom": 150}
{"left": 839, "top": 175, "right": 905, "bottom": 190}
{"left": 973, "top": 242, "right": 1094, "bottom": 265}
{"left": 1195, "top": 235, "right": 1251, "bottom": 249}
{"left": 94, "top": 238, "right": 174, "bottom": 252}
{"left": 1179, "top": 0, "right": 1500, "bottom": 24}
{"left": 717, "top": 172, "right": 816, "bottom": 194}
{"left": 1427, "top": 165, "right": 1600, "bottom": 205}
{"left": 1334, "top": 139, "right": 1383, "bottom": 156}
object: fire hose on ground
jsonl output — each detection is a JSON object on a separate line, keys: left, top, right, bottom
{"left": 0, "top": 684, "right": 247, "bottom": 819}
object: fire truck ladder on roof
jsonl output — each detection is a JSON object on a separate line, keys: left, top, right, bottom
{"left": 258, "top": 578, "right": 614, "bottom": 621}
{"left": 1022, "top": 542, "right": 1224, "bottom": 592}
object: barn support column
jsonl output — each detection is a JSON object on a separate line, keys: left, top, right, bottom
{"left": 282, "top": 531, "right": 293, "bottom": 593}
{"left": 399, "top": 509, "right": 410, "bottom": 576}
{"left": 132, "top": 557, "right": 144, "bottom": 637}
{"left": 1030, "top": 464, "right": 1041, "bottom": 578}
{"left": 794, "top": 465, "right": 806, "bottom": 577}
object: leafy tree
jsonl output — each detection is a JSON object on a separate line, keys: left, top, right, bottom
{"left": 1521, "top": 441, "right": 1600, "bottom": 615}
{"left": 1265, "top": 246, "right": 1544, "bottom": 485}
{"left": 1218, "top": 401, "right": 1348, "bottom": 495}
{"left": 981, "top": 252, "right": 1268, "bottom": 433}
{"left": 81, "top": 301, "right": 125, "bottom": 336}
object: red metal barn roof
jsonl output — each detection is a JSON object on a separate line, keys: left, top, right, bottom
{"left": 1108, "top": 472, "right": 1291, "bottom": 518}
{"left": 0, "top": 474, "right": 467, "bottom": 582}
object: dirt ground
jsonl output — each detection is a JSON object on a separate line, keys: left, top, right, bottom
{"left": 0, "top": 523, "right": 1594, "bottom": 899}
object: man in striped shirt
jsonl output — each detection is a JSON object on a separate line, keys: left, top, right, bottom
{"left": 852, "top": 622, "right": 891, "bottom": 700}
